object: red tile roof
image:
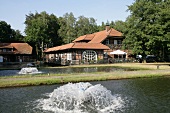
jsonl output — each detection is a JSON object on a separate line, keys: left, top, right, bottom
{"left": 44, "top": 43, "right": 109, "bottom": 53}
{"left": 0, "top": 43, "right": 32, "bottom": 54}
{"left": 73, "top": 28, "right": 122, "bottom": 43}
{"left": 107, "top": 28, "right": 122, "bottom": 37}
{"left": 89, "top": 30, "right": 107, "bottom": 43}
{"left": 44, "top": 43, "right": 74, "bottom": 52}
{"left": 73, "top": 34, "right": 95, "bottom": 42}
{"left": 72, "top": 43, "right": 110, "bottom": 50}
{"left": 44, "top": 28, "right": 122, "bottom": 53}
{"left": 73, "top": 35, "right": 86, "bottom": 42}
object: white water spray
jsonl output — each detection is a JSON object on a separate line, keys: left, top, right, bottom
{"left": 36, "top": 82, "right": 124, "bottom": 113}
{"left": 18, "top": 67, "right": 42, "bottom": 74}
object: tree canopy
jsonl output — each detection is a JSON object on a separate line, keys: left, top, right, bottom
{"left": 24, "top": 11, "right": 61, "bottom": 47}
{"left": 24, "top": 11, "right": 61, "bottom": 60}
{"left": 123, "top": 0, "right": 170, "bottom": 61}
{"left": 58, "top": 13, "right": 99, "bottom": 43}
{"left": 58, "top": 12, "right": 77, "bottom": 44}
{"left": 75, "top": 16, "right": 98, "bottom": 37}
{"left": 0, "top": 21, "right": 23, "bottom": 42}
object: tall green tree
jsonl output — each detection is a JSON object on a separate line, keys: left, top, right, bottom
{"left": 58, "top": 13, "right": 98, "bottom": 43}
{"left": 0, "top": 21, "right": 13, "bottom": 42}
{"left": 98, "top": 22, "right": 106, "bottom": 31}
{"left": 75, "top": 16, "right": 98, "bottom": 37}
{"left": 24, "top": 11, "right": 61, "bottom": 60}
{"left": 123, "top": 0, "right": 170, "bottom": 61}
{"left": 0, "top": 21, "right": 23, "bottom": 42}
{"left": 58, "top": 12, "right": 76, "bottom": 44}
{"left": 12, "top": 30, "right": 24, "bottom": 42}
{"left": 114, "top": 20, "right": 126, "bottom": 33}
{"left": 46, "top": 14, "right": 62, "bottom": 47}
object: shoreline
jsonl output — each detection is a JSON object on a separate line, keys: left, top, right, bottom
{"left": 1, "top": 63, "right": 170, "bottom": 88}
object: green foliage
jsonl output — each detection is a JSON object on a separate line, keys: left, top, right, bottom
{"left": 98, "top": 22, "right": 106, "bottom": 31}
{"left": 75, "top": 16, "right": 98, "bottom": 37}
{"left": 25, "top": 11, "right": 61, "bottom": 46}
{"left": 24, "top": 11, "right": 61, "bottom": 60}
{"left": 12, "top": 30, "right": 24, "bottom": 41}
{"left": 0, "top": 21, "right": 23, "bottom": 42}
{"left": 0, "top": 21, "right": 12, "bottom": 42}
{"left": 114, "top": 20, "right": 126, "bottom": 33}
{"left": 97, "top": 20, "right": 126, "bottom": 33}
{"left": 58, "top": 12, "right": 77, "bottom": 44}
{"left": 58, "top": 13, "right": 99, "bottom": 44}
{"left": 123, "top": 0, "right": 170, "bottom": 60}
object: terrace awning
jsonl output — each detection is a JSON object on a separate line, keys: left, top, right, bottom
{"left": 110, "top": 50, "right": 127, "bottom": 55}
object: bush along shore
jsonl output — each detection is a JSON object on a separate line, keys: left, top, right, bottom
{"left": 0, "top": 63, "right": 170, "bottom": 88}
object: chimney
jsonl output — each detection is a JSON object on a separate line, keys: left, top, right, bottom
{"left": 105, "top": 23, "right": 110, "bottom": 32}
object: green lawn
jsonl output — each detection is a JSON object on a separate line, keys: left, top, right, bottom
{"left": 0, "top": 63, "right": 170, "bottom": 88}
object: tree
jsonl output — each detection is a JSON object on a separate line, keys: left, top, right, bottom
{"left": 0, "top": 21, "right": 23, "bottom": 42}
{"left": 75, "top": 16, "right": 98, "bottom": 37}
{"left": 46, "top": 14, "right": 62, "bottom": 47}
{"left": 123, "top": 0, "right": 170, "bottom": 61}
{"left": 114, "top": 20, "right": 126, "bottom": 33}
{"left": 58, "top": 13, "right": 98, "bottom": 43}
{"left": 98, "top": 22, "right": 106, "bottom": 31}
{"left": 24, "top": 11, "right": 61, "bottom": 60}
{"left": 58, "top": 12, "right": 76, "bottom": 44}
{"left": 0, "top": 21, "right": 13, "bottom": 42}
{"left": 12, "top": 30, "right": 24, "bottom": 42}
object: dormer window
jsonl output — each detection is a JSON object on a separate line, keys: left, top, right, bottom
{"left": 105, "top": 39, "right": 109, "bottom": 44}
{"left": 114, "top": 40, "right": 122, "bottom": 44}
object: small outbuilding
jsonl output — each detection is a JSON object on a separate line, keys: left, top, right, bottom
{"left": 0, "top": 43, "right": 33, "bottom": 62}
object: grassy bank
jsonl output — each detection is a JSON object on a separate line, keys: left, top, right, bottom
{"left": 0, "top": 63, "right": 170, "bottom": 88}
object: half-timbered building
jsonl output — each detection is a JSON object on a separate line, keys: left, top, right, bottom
{"left": 44, "top": 26, "right": 127, "bottom": 65}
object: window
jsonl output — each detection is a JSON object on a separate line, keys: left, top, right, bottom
{"left": 67, "top": 53, "right": 72, "bottom": 60}
{"left": 114, "top": 40, "right": 122, "bottom": 44}
{"left": 117, "top": 40, "right": 122, "bottom": 44}
{"left": 114, "top": 40, "right": 117, "bottom": 44}
{"left": 82, "top": 50, "right": 97, "bottom": 63}
{"left": 105, "top": 39, "right": 109, "bottom": 44}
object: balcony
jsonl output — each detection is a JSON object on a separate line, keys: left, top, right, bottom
{"left": 106, "top": 44, "right": 123, "bottom": 50}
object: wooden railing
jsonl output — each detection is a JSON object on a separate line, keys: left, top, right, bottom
{"left": 106, "top": 44, "right": 123, "bottom": 49}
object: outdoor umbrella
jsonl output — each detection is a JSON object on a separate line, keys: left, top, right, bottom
{"left": 110, "top": 50, "right": 127, "bottom": 59}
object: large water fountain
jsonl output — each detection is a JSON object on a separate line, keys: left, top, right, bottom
{"left": 36, "top": 82, "right": 124, "bottom": 113}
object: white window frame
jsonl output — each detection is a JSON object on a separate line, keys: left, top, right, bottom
{"left": 67, "top": 53, "right": 72, "bottom": 60}
{"left": 114, "top": 40, "right": 117, "bottom": 44}
{"left": 82, "top": 50, "right": 97, "bottom": 63}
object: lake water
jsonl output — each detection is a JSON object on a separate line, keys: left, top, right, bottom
{"left": 0, "top": 77, "right": 170, "bottom": 113}
{"left": 0, "top": 66, "right": 134, "bottom": 76}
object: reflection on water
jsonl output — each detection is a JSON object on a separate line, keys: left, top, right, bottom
{"left": 0, "top": 66, "right": 135, "bottom": 76}
{"left": 0, "top": 77, "right": 170, "bottom": 113}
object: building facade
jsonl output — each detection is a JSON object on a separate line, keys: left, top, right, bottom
{"left": 0, "top": 43, "right": 33, "bottom": 63}
{"left": 44, "top": 26, "right": 127, "bottom": 65}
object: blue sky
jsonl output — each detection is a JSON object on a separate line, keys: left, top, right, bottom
{"left": 0, "top": 0, "right": 134, "bottom": 34}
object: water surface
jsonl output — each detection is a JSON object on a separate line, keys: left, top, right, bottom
{"left": 0, "top": 66, "right": 134, "bottom": 76}
{"left": 0, "top": 77, "right": 170, "bottom": 113}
